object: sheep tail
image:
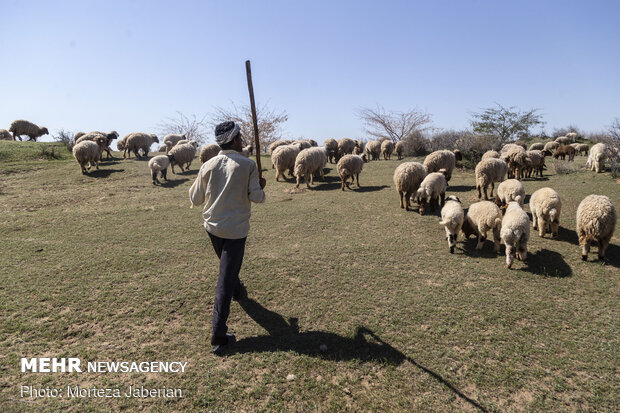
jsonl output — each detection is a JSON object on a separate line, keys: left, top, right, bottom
{"left": 549, "top": 208, "right": 558, "bottom": 222}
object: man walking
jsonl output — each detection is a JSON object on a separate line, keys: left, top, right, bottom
{"left": 189, "top": 121, "right": 266, "bottom": 354}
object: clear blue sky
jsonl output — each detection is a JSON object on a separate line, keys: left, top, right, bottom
{"left": 1, "top": 0, "right": 618, "bottom": 143}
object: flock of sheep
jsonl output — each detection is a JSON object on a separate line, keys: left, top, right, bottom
{"left": 2, "top": 119, "right": 617, "bottom": 266}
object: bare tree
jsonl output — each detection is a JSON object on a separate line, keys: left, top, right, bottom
{"left": 551, "top": 125, "right": 583, "bottom": 139}
{"left": 53, "top": 129, "right": 75, "bottom": 149}
{"left": 157, "top": 112, "right": 210, "bottom": 145}
{"left": 211, "top": 103, "right": 288, "bottom": 152}
{"left": 470, "top": 103, "right": 545, "bottom": 144}
{"left": 357, "top": 105, "right": 433, "bottom": 143}
{"left": 609, "top": 117, "right": 620, "bottom": 143}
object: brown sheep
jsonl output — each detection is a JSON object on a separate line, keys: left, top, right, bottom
{"left": 552, "top": 145, "right": 576, "bottom": 161}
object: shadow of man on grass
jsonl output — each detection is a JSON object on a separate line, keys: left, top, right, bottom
{"left": 232, "top": 297, "right": 487, "bottom": 411}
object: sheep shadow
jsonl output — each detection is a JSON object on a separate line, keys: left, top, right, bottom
{"left": 459, "top": 237, "right": 501, "bottom": 259}
{"left": 522, "top": 248, "right": 572, "bottom": 277}
{"left": 174, "top": 169, "right": 199, "bottom": 176}
{"left": 603, "top": 243, "right": 620, "bottom": 268}
{"left": 159, "top": 178, "right": 189, "bottom": 188}
{"left": 446, "top": 185, "right": 475, "bottom": 192}
{"left": 86, "top": 168, "right": 125, "bottom": 178}
{"left": 355, "top": 184, "right": 390, "bottom": 193}
{"left": 230, "top": 297, "right": 487, "bottom": 412}
{"left": 556, "top": 226, "right": 579, "bottom": 246}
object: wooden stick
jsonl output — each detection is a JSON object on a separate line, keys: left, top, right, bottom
{"left": 245, "top": 60, "right": 262, "bottom": 178}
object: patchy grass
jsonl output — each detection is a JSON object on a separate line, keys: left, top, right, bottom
{"left": 0, "top": 141, "right": 71, "bottom": 165}
{"left": 0, "top": 148, "right": 618, "bottom": 412}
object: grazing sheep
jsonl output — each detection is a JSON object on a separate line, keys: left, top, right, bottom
{"left": 200, "top": 143, "right": 221, "bottom": 164}
{"left": 586, "top": 143, "right": 608, "bottom": 173}
{"left": 75, "top": 131, "right": 118, "bottom": 160}
{"left": 528, "top": 142, "right": 544, "bottom": 151}
{"left": 500, "top": 143, "right": 522, "bottom": 154}
{"left": 500, "top": 202, "right": 530, "bottom": 269}
{"left": 269, "top": 139, "right": 292, "bottom": 153}
{"left": 353, "top": 140, "right": 365, "bottom": 155}
{"left": 337, "top": 153, "right": 367, "bottom": 190}
{"left": 529, "top": 187, "right": 562, "bottom": 238}
{"left": 552, "top": 145, "right": 576, "bottom": 161}
{"left": 475, "top": 158, "right": 508, "bottom": 200}
{"left": 543, "top": 141, "right": 560, "bottom": 153}
{"left": 525, "top": 150, "right": 546, "bottom": 178}
{"left": 439, "top": 195, "right": 465, "bottom": 253}
{"left": 163, "top": 134, "right": 186, "bottom": 152}
{"left": 157, "top": 144, "right": 168, "bottom": 152}
{"left": 9, "top": 119, "right": 49, "bottom": 141}
{"left": 395, "top": 141, "right": 405, "bottom": 160}
{"left": 571, "top": 143, "right": 589, "bottom": 156}
{"left": 72, "top": 137, "right": 106, "bottom": 174}
{"left": 393, "top": 162, "right": 427, "bottom": 210}
{"left": 576, "top": 195, "right": 617, "bottom": 261}
{"left": 555, "top": 136, "right": 571, "bottom": 145}
{"left": 495, "top": 179, "right": 525, "bottom": 210}
{"left": 272, "top": 144, "right": 302, "bottom": 181}
{"left": 482, "top": 150, "right": 500, "bottom": 160}
{"left": 168, "top": 142, "right": 197, "bottom": 173}
{"left": 295, "top": 139, "right": 314, "bottom": 150}
{"left": 381, "top": 140, "right": 395, "bottom": 160}
{"left": 324, "top": 138, "right": 338, "bottom": 163}
{"left": 0, "top": 129, "right": 12, "bottom": 140}
{"left": 365, "top": 140, "right": 382, "bottom": 161}
{"left": 175, "top": 139, "right": 198, "bottom": 148}
{"left": 73, "top": 132, "right": 86, "bottom": 142}
{"left": 423, "top": 150, "right": 457, "bottom": 181}
{"left": 240, "top": 144, "right": 253, "bottom": 158}
{"left": 148, "top": 154, "right": 175, "bottom": 184}
{"left": 501, "top": 146, "right": 528, "bottom": 179}
{"left": 566, "top": 132, "right": 577, "bottom": 142}
{"left": 416, "top": 172, "right": 447, "bottom": 215}
{"left": 461, "top": 201, "right": 502, "bottom": 253}
{"left": 336, "top": 138, "right": 356, "bottom": 161}
{"left": 116, "top": 135, "right": 127, "bottom": 151}
{"left": 453, "top": 149, "right": 463, "bottom": 161}
{"left": 123, "top": 133, "right": 159, "bottom": 158}
{"left": 294, "top": 147, "right": 328, "bottom": 188}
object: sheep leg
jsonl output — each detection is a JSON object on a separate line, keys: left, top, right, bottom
{"left": 161, "top": 168, "right": 168, "bottom": 181}
{"left": 477, "top": 185, "right": 482, "bottom": 199}
{"left": 598, "top": 236, "right": 611, "bottom": 261}
{"left": 492, "top": 227, "right": 501, "bottom": 253}
{"left": 356, "top": 173, "right": 360, "bottom": 187}
{"left": 505, "top": 245, "right": 515, "bottom": 269}
{"left": 341, "top": 178, "right": 346, "bottom": 191}
{"left": 489, "top": 182, "right": 495, "bottom": 198}
{"left": 475, "top": 232, "right": 485, "bottom": 250}
{"left": 440, "top": 193, "right": 445, "bottom": 206}
{"left": 399, "top": 191, "right": 404, "bottom": 209}
{"left": 152, "top": 170, "right": 159, "bottom": 184}
{"left": 308, "top": 173, "right": 313, "bottom": 187}
{"left": 483, "top": 185, "right": 489, "bottom": 200}
{"left": 517, "top": 238, "right": 528, "bottom": 261}
{"left": 538, "top": 217, "right": 547, "bottom": 237}
{"left": 581, "top": 240, "right": 590, "bottom": 261}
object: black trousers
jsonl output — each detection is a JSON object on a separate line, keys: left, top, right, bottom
{"left": 207, "top": 231, "right": 247, "bottom": 337}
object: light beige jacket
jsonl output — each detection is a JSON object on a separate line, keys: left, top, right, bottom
{"left": 189, "top": 150, "right": 265, "bottom": 239}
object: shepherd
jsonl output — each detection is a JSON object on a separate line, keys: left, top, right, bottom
{"left": 189, "top": 121, "right": 266, "bottom": 354}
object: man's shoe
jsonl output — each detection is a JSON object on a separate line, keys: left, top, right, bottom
{"left": 232, "top": 283, "right": 247, "bottom": 301}
{"left": 211, "top": 333, "right": 236, "bottom": 355}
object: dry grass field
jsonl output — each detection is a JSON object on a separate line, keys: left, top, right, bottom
{"left": 0, "top": 141, "right": 618, "bottom": 412}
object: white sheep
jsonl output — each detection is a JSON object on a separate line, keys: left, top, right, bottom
{"left": 269, "top": 139, "right": 292, "bottom": 153}
{"left": 482, "top": 150, "right": 500, "bottom": 160}
{"left": 461, "top": 200, "right": 502, "bottom": 253}
{"left": 381, "top": 140, "right": 395, "bottom": 160}
{"left": 576, "top": 195, "right": 617, "bottom": 261}
{"left": 337, "top": 153, "right": 367, "bottom": 190}
{"left": 500, "top": 202, "right": 530, "bottom": 269}
{"left": 395, "top": 141, "right": 405, "bottom": 160}
{"left": 524, "top": 150, "right": 546, "bottom": 178}
{"left": 168, "top": 142, "right": 197, "bottom": 173}
{"left": 123, "top": 133, "right": 159, "bottom": 158}
{"left": 528, "top": 142, "right": 544, "bottom": 151}
{"left": 0, "top": 129, "right": 12, "bottom": 140}
{"left": 200, "top": 143, "right": 221, "bottom": 164}
{"left": 75, "top": 131, "right": 118, "bottom": 160}
{"left": 9, "top": 119, "right": 49, "bottom": 141}
{"left": 439, "top": 195, "right": 465, "bottom": 253}
{"left": 116, "top": 135, "right": 127, "bottom": 151}
{"left": 495, "top": 179, "right": 525, "bottom": 210}
{"left": 163, "top": 134, "right": 186, "bottom": 152}
{"left": 393, "top": 162, "right": 427, "bottom": 210}
{"left": 272, "top": 143, "right": 302, "bottom": 181}
{"left": 570, "top": 143, "right": 589, "bottom": 156}
{"left": 294, "top": 147, "right": 328, "bottom": 188}
{"left": 72, "top": 137, "right": 106, "bottom": 174}
{"left": 586, "top": 143, "right": 608, "bottom": 173}
{"left": 555, "top": 136, "right": 570, "bottom": 145}
{"left": 336, "top": 138, "right": 356, "bottom": 161}
{"left": 365, "top": 140, "right": 382, "bottom": 161}
{"left": 415, "top": 172, "right": 447, "bottom": 215}
{"left": 543, "top": 141, "right": 560, "bottom": 153}
{"left": 529, "top": 187, "right": 562, "bottom": 238}
{"left": 148, "top": 154, "right": 175, "bottom": 184}
{"left": 565, "top": 132, "right": 577, "bottom": 142}
{"left": 501, "top": 146, "right": 528, "bottom": 179}
{"left": 157, "top": 144, "right": 168, "bottom": 152}
{"left": 295, "top": 140, "right": 313, "bottom": 150}
{"left": 240, "top": 144, "right": 253, "bottom": 157}
{"left": 324, "top": 138, "right": 338, "bottom": 163}
{"left": 475, "top": 158, "right": 508, "bottom": 200}
{"left": 423, "top": 150, "right": 457, "bottom": 181}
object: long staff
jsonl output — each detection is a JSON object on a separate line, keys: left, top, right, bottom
{"left": 245, "top": 60, "right": 262, "bottom": 177}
